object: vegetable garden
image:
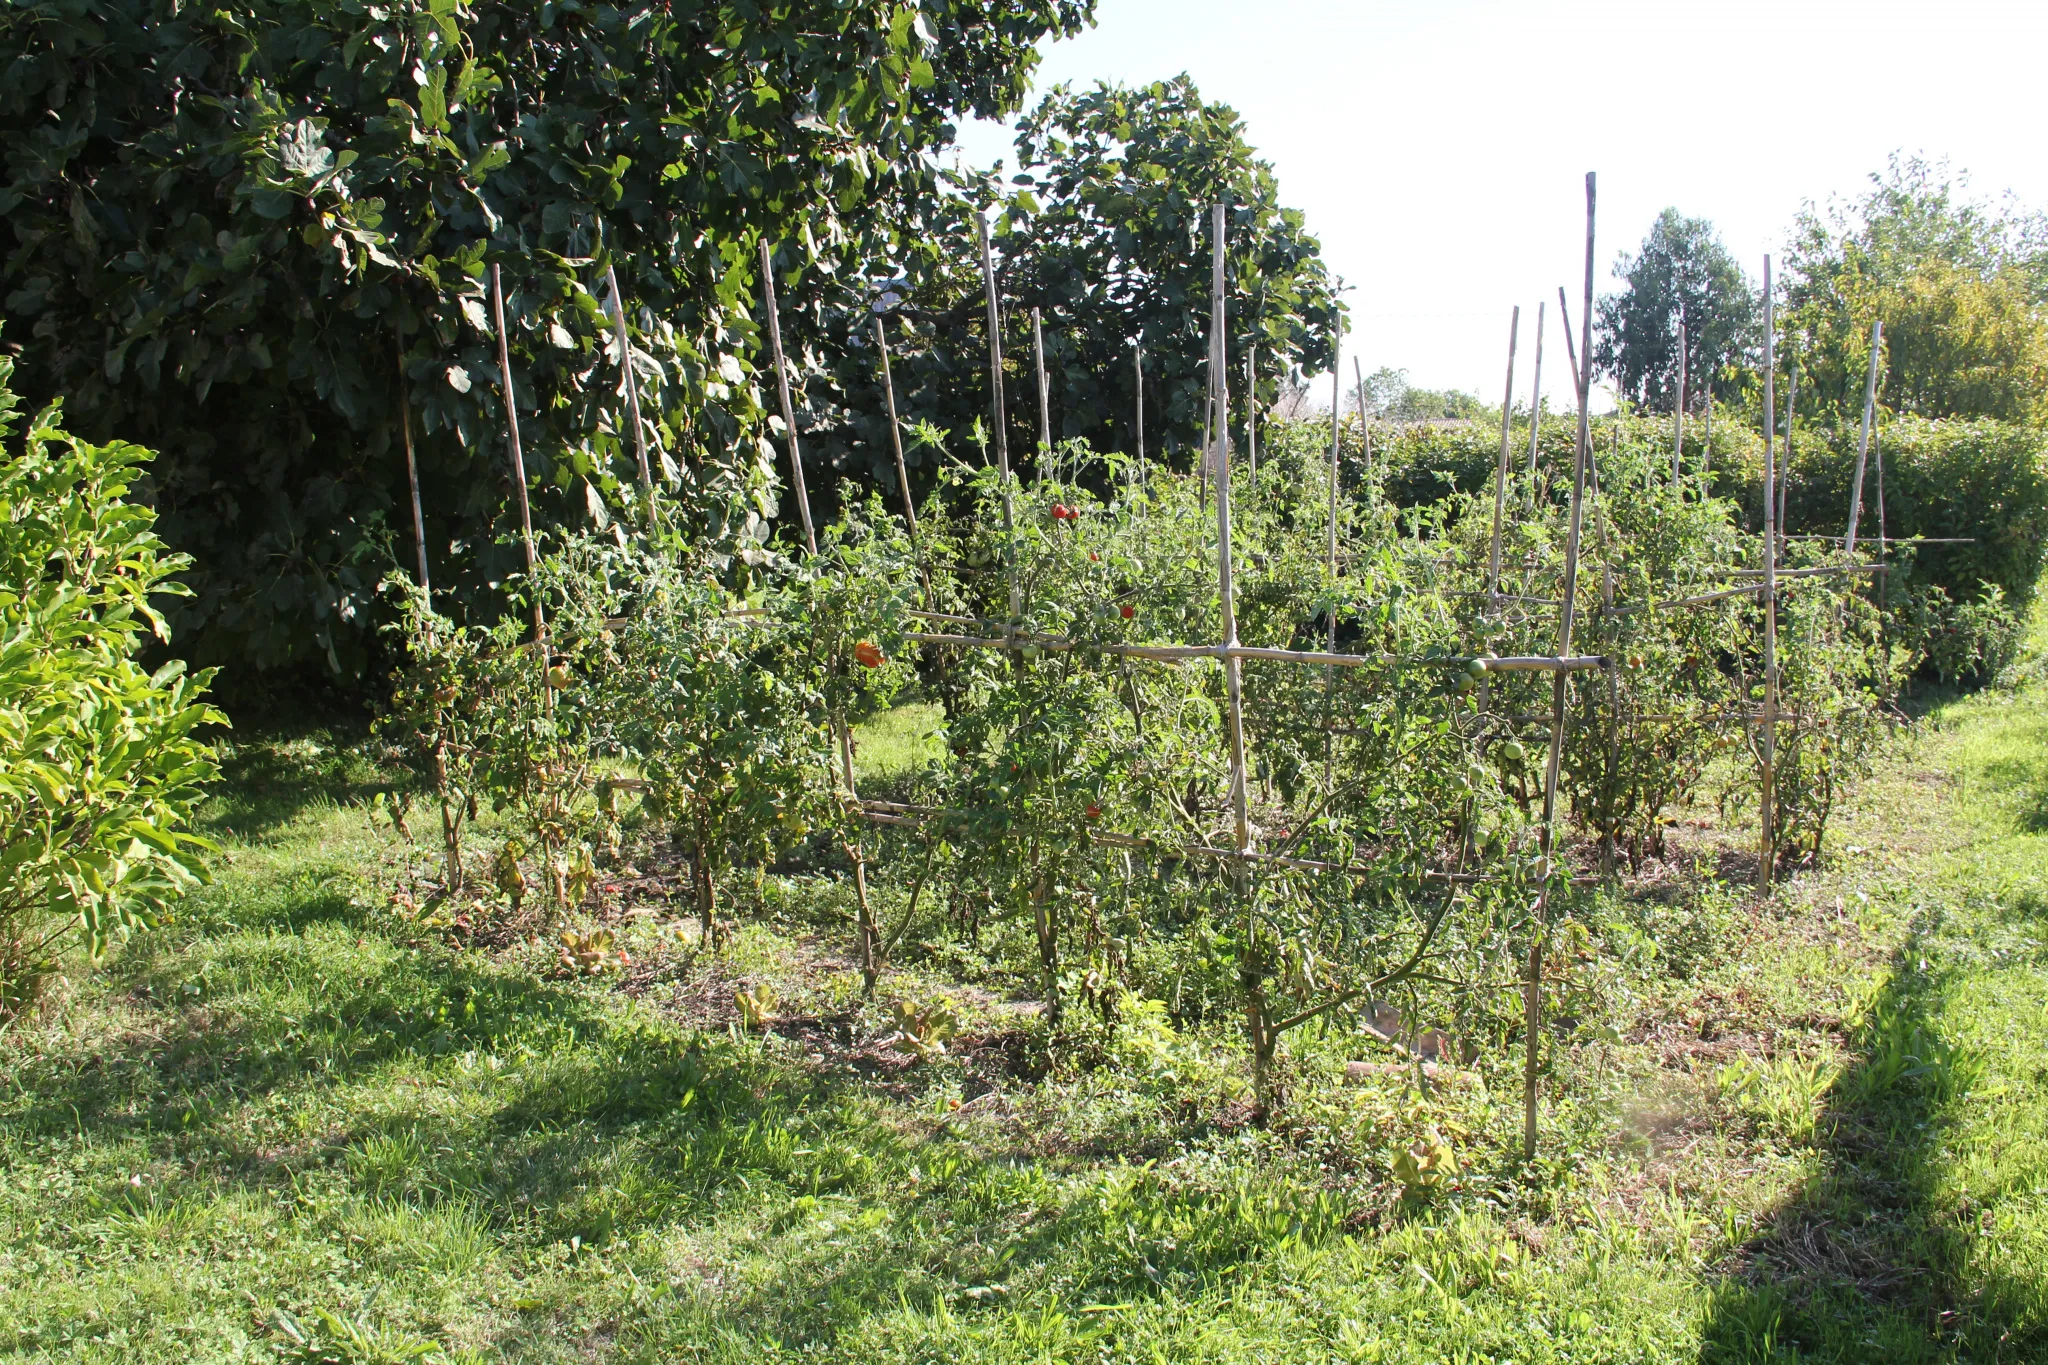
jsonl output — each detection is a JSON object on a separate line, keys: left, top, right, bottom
{"left": 371, "top": 182, "right": 1912, "bottom": 1157}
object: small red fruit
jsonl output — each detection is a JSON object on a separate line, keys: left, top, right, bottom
{"left": 1089, "top": 551, "right": 1100, "bottom": 561}
{"left": 854, "top": 641, "right": 885, "bottom": 668}
{"left": 1051, "top": 503, "right": 1078, "bottom": 522}
{"left": 1085, "top": 804, "right": 1102, "bottom": 821}
{"left": 1119, "top": 604, "right": 1134, "bottom": 620}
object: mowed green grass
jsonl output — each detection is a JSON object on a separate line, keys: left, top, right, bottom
{"left": 4, "top": 640, "right": 2048, "bottom": 1363}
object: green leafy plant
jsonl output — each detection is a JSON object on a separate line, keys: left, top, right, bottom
{"left": 0, "top": 358, "right": 222, "bottom": 1015}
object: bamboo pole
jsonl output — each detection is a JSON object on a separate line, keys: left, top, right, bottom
{"left": 1327, "top": 311, "right": 1344, "bottom": 638}
{"left": 1352, "top": 356, "right": 1372, "bottom": 488}
{"left": 1780, "top": 338, "right": 1797, "bottom": 537}
{"left": 1702, "top": 382, "right": 1713, "bottom": 485}
{"left": 758, "top": 241, "right": 817, "bottom": 555}
{"left": 1556, "top": 286, "right": 1582, "bottom": 396}
{"left": 1487, "top": 306, "right": 1521, "bottom": 611}
{"left": 1525, "top": 300, "right": 1546, "bottom": 481}
{"left": 1844, "top": 319, "right": 1884, "bottom": 552}
{"left": 1246, "top": 343, "right": 1258, "bottom": 483}
{"left": 490, "top": 264, "right": 544, "bottom": 650}
{"left": 903, "top": 630, "right": 1603, "bottom": 671}
{"left": 1206, "top": 201, "right": 1267, "bottom": 1114}
{"left": 1672, "top": 308, "right": 1687, "bottom": 488}
{"left": 874, "top": 316, "right": 917, "bottom": 537}
{"left": 1032, "top": 305, "right": 1051, "bottom": 480}
{"left": 1759, "top": 255, "right": 1779, "bottom": 891}
{"left": 1133, "top": 342, "right": 1146, "bottom": 488}
{"left": 397, "top": 334, "right": 462, "bottom": 893}
{"left": 975, "top": 212, "right": 1022, "bottom": 630}
{"left": 605, "top": 262, "right": 654, "bottom": 509}
{"left": 1528, "top": 172, "right": 1598, "bottom": 1164}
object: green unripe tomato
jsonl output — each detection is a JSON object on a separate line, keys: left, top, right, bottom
{"left": 1464, "top": 763, "right": 1490, "bottom": 788}
{"left": 1453, "top": 675, "right": 1475, "bottom": 694}
{"left": 1500, "top": 740, "right": 1527, "bottom": 765}
{"left": 1465, "top": 657, "right": 1488, "bottom": 679}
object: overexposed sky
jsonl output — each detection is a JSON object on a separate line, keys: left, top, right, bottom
{"left": 952, "top": 0, "right": 2048, "bottom": 411}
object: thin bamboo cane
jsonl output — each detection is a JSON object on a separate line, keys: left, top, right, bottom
{"left": 1781, "top": 338, "right": 1797, "bottom": 536}
{"left": 489, "top": 265, "right": 544, "bottom": 651}
{"left": 903, "top": 629, "right": 1602, "bottom": 671}
{"left": 1032, "top": 305, "right": 1051, "bottom": 479}
{"left": 758, "top": 241, "right": 817, "bottom": 555}
{"left": 1487, "top": 306, "right": 1521, "bottom": 611}
{"left": 1844, "top": 319, "right": 1884, "bottom": 553}
{"left": 1702, "top": 382, "right": 1714, "bottom": 485}
{"left": 874, "top": 316, "right": 917, "bottom": 537}
{"left": 1556, "top": 286, "right": 1582, "bottom": 396}
{"left": 1324, "top": 308, "right": 1344, "bottom": 787}
{"left": 1133, "top": 342, "right": 1146, "bottom": 488}
{"left": 1525, "top": 301, "right": 1546, "bottom": 482}
{"left": 1246, "top": 342, "right": 1258, "bottom": 483}
{"left": 397, "top": 334, "right": 462, "bottom": 893}
{"left": 1528, "top": 171, "right": 1598, "bottom": 1164}
{"left": 1759, "top": 255, "right": 1779, "bottom": 891}
{"left": 976, "top": 213, "right": 1022, "bottom": 629}
{"left": 1672, "top": 309, "right": 1687, "bottom": 488}
{"left": 605, "top": 262, "right": 654, "bottom": 509}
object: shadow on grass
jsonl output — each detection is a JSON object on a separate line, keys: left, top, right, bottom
{"left": 197, "top": 720, "right": 400, "bottom": 842}
{"left": 1696, "top": 906, "right": 2046, "bottom": 1363}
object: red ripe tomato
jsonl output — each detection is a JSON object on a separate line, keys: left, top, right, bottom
{"left": 1051, "top": 503, "right": 1077, "bottom": 522}
{"left": 1119, "top": 604, "right": 1134, "bottom": 619}
{"left": 854, "top": 641, "right": 885, "bottom": 668}
{"left": 1085, "top": 804, "right": 1102, "bottom": 821}
{"left": 1089, "top": 551, "right": 1100, "bottom": 561}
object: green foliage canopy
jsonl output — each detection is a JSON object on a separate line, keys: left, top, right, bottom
{"left": 1594, "top": 208, "right": 1760, "bottom": 410}
{"left": 0, "top": 0, "right": 1088, "bottom": 675}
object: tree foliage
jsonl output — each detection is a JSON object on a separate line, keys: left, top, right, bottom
{"left": 1784, "top": 156, "right": 2048, "bottom": 426}
{"left": 0, "top": 0, "right": 1087, "bottom": 675}
{"left": 780, "top": 75, "right": 1342, "bottom": 500}
{"left": 1594, "top": 208, "right": 1759, "bottom": 409}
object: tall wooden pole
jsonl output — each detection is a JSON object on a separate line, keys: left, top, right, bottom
{"left": 1672, "top": 309, "right": 1687, "bottom": 488}
{"left": 1780, "top": 339, "right": 1797, "bottom": 537}
{"left": 1702, "top": 382, "right": 1714, "bottom": 484}
{"left": 976, "top": 212, "right": 1021, "bottom": 627}
{"left": 1352, "top": 356, "right": 1371, "bottom": 484}
{"left": 1246, "top": 343, "right": 1258, "bottom": 483}
{"left": 1525, "top": 300, "right": 1546, "bottom": 480}
{"left": 396, "top": 336, "right": 432, "bottom": 603}
{"left": 605, "top": 262, "right": 654, "bottom": 510}
{"left": 490, "top": 264, "right": 544, "bottom": 650}
{"left": 1759, "top": 256, "right": 1779, "bottom": 891}
{"left": 1487, "top": 306, "right": 1521, "bottom": 611}
{"left": 1328, "top": 316, "right": 1344, "bottom": 620}
{"left": 1844, "top": 319, "right": 1884, "bottom": 552}
{"left": 1031, "top": 305, "right": 1051, "bottom": 481}
{"left": 873, "top": 317, "right": 917, "bottom": 537}
{"left": 758, "top": 241, "right": 817, "bottom": 555}
{"left": 1133, "top": 342, "right": 1146, "bottom": 488}
{"left": 1528, "top": 172, "right": 1597, "bottom": 1163}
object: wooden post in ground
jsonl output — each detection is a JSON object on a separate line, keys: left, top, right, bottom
{"left": 1702, "top": 382, "right": 1713, "bottom": 486}
{"left": 1352, "top": 356, "right": 1372, "bottom": 489}
{"left": 605, "top": 262, "right": 654, "bottom": 512}
{"left": 1780, "top": 339, "right": 1798, "bottom": 537}
{"left": 397, "top": 334, "right": 462, "bottom": 893}
{"left": 1759, "top": 256, "right": 1780, "bottom": 891}
{"left": 1133, "top": 342, "right": 1146, "bottom": 493}
{"left": 1672, "top": 308, "right": 1687, "bottom": 488}
{"left": 1528, "top": 172, "right": 1598, "bottom": 1164}
{"left": 1206, "top": 202, "right": 1264, "bottom": 1116}
{"left": 490, "top": 265, "right": 545, "bottom": 653}
{"left": 1844, "top": 320, "right": 1884, "bottom": 553}
{"left": 1488, "top": 306, "right": 1521, "bottom": 612}
{"left": 1526, "top": 300, "right": 1546, "bottom": 483}
{"left": 874, "top": 316, "right": 917, "bottom": 537}
{"left": 976, "top": 213, "right": 1023, "bottom": 634}
{"left": 1032, "top": 306, "right": 1051, "bottom": 481}
{"left": 1246, "top": 343, "right": 1258, "bottom": 483}
{"left": 758, "top": 241, "right": 817, "bottom": 555}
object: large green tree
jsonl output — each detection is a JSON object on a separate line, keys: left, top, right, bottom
{"left": 1594, "top": 208, "right": 1758, "bottom": 410}
{"left": 775, "top": 75, "right": 1342, "bottom": 496}
{"left": 0, "top": 0, "right": 1087, "bottom": 675}
{"left": 1784, "top": 156, "right": 2048, "bottom": 426}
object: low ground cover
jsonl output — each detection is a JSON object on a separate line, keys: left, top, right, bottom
{"left": 3, "top": 611, "right": 2046, "bottom": 1362}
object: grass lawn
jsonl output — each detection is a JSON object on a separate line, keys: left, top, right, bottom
{"left": 4, "top": 644, "right": 2048, "bottom": 1363}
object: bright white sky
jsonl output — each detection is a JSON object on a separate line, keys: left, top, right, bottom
{"left": 952, "top": 0, "right": 2048, "bottom": 412}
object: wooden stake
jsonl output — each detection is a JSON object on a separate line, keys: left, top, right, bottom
{"left": 1780, "top": 338, "right": 1797, "bottom": 537}
{"left": 1246, "top": 342, "right": 1258, "bottom": 483}
{"left": 605, "top": 262, "right": 654, "bottom": 509}
{"left": 397, "top": 336, "right": 432, "bottom": 602}
{"left": 490, "top": 264, "right": 544, "bottom": 650}
{"left": 1487, "top": 306, "right": 1521, "bottom": 610}
{"left": 1845, "top": 319, "right": 1884, "bottom": 552}
{"left": 758, "top": 240, "right": 817, "bottom": 555}
{"left": 1526, "top": 300, "right": 1546, "bottom": 481}
{"left": 398, "top": 333, "right": 462, "bottom": 893}
{"left": 976, "top": 212, "right": 1022, "bottom": 628}
{"left": 1032, "top": 305, "right": 1051, "bottom": 479}
{"left": 1672, "top": 308, "right": 1687, "bottom": 488}
{"left": 1352, "top": 355, "right": 1371, "bottom": 484}
{"left": 1529, "top": 172, "right": 1598, "bottom": 1164}
{"left": 1702, "top": 382, "right": 1713, "bottom": 485}
{"left": 1133, "top": 341, "right": 1146, "bottom": 489}
{"left": 1556, "top": 286, "right": 1582, "bottom": 396}
{"left": 1759, "top": 255, "right": 1779, "bottom": 891}
{"left": 874, "top": 316, "right": 917, "bottom": 537}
